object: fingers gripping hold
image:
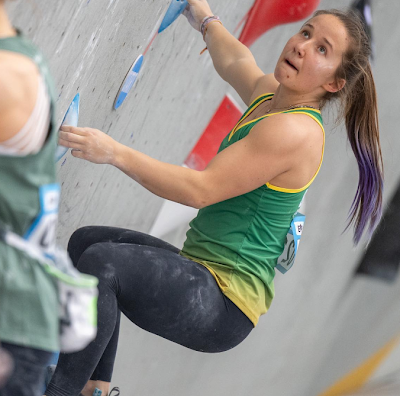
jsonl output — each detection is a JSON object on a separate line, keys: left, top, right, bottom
{"left": 71, "top": 149, "right": 83, "bottom": 159}
{"left": 184, "top": 0, "right": 214, "bottom": 31}
{"left": 58, "top": 126, "right": 117, "bottom": 165}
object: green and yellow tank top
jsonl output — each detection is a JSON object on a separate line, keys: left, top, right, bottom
{"left": 181, "top": 93, "right": 324, "bottom": 326}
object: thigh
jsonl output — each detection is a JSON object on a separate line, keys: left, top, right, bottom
{"left": 68, "top": 226, "right": 179, "bottom": 266}
{"left": 78, "top": 242, "right": 253, "bottom": 353}
{"left": 0, "top": 343, "right": 52, "bottom": 396}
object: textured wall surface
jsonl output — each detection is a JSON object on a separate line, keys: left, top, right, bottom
{"left": 6, "top": 1, "right": 400, "bottom": 395}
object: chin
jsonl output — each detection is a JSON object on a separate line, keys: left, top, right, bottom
{"left": 274, "top": 62, "right": 291, "bottom": 83}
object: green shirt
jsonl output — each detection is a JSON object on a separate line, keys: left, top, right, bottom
{"left": 0, "top": 32, "right": 59, "bottom": 351}
{"left": 181, "top": 94, "right": 324, "bottom": 326}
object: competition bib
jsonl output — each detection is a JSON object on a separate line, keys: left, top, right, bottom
{"left": 276, "top": 212, "right": 305, "bottom": 274}
{"left": 24, "top": 183, "right": 60, "bottom": 257}
{"left": 0, "top": 183, "right": 99, "bottom": 353}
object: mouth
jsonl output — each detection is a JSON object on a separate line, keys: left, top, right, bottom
{"left": 285, "top": 59, "right": 298, "bottom": 71}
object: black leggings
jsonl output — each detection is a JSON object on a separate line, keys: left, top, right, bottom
{"left": 45, "top": 227, "right": 253, "bottom": 396}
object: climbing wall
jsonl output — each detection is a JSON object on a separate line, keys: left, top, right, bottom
{"left": 6, "top": 0, "right": 256, "bottom": 247}
{"left": 6, "top": 1, "right": 400, "bottom": 395}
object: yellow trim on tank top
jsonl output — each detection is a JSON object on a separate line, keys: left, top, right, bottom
{"left": 249, "top": 92, "right": 274, "bottom": 107}
{"left": 229, "top": 93, "right": 325, "bottom": 193}
{"left": 266, "top": 113, "right": 325, "bottom": 193}
{"left": 293, "top": 111, "right": 324, "bottom": 131}
{"left": 229, "top": 105, "right": 322, "bottom": 142}
{"left": 229, "top": 93, "right": 274, "bottom": 141}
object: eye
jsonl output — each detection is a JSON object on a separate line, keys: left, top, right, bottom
{"left": 318, "top": 46, "right": 327, "bottom": 55}
{"left": 301, "top": 30, "right": 310, "bottom": 38}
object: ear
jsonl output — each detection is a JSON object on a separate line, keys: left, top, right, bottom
{"left": 323, "top": 78, "right": 346, "bottom": 93}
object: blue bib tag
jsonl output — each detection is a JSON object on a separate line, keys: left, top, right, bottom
{"left": 276, "top": 212, "right": 305, "bottom": 274}
{"left": 24, "top": 183, "right": 60, "bottom": 257}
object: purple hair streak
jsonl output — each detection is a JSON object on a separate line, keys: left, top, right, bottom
{"left": 347, "top": 123, "right": 384, "bottom": 244}
{"left": 314, "top": 10, "right": 384, "bottom": 244}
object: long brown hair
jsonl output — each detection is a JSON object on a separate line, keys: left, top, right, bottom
{"left": 315, "top": 9, "right": 383, "bottom": 245}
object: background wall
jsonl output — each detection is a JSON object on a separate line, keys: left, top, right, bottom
{"left": 6, "top": 1, "right": 400, "bottom": 395}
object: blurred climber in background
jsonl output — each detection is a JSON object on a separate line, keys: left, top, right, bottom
{"left": 46, "top": 0, "right": 383, "bottom": 395}
{"left": 0, "top": 0, "right": 62, "bottom": 394}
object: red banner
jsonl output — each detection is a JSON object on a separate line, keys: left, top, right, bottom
{"left": 185, "top": 95, "right": 243, "bottom": 171}
{"left": 239, "top": 0, "right": 321, "bottom": 48}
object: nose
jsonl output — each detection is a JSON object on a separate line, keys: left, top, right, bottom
{"left": 294, "top": 40, "right": 307, "bottom": 57}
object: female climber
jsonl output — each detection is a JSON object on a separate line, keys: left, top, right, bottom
{"left": 45, "top": 0, "right": 383, "bottom": 395}
{"left": 0, "top": 0, "right": 62, "bottom": 395}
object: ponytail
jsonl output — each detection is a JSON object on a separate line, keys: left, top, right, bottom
{"left": 314, "top": 9, "right": 384, "bottom": 244}
{"left": 344, "top": 62, "right": 383, "bottom": 244}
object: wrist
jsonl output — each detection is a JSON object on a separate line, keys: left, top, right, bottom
{"left": 110, "top": 141, "right": 124, "bottom": 168}
{"left": 199, "top": 17, "right": 223, "bottom": 55}
{"left": 200, "top": 15, "right": 220, "bottom": 37}
{"left": 200, "top": 15, "right": 215, "bottom": 30}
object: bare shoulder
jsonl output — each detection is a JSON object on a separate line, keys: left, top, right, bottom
{"left": 0, "top": 50, "right": 40, "bottom": 142}
{"left": 248, "top": 73, "right": 280, "bottom": 105}
{"left": 249, "top": 111, "right": 323, "bottom": 155}
{"left": 245, "top": 112, "right": 324, "bottom": 190}
{"left": 0, "top": 50, "right": 39, "bottom": 99}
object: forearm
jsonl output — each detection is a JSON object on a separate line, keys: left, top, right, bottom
{"left": 59, "top": 125, "right": 208, "bottom": 208}
{"left": 204, "top": 22, "right": 256, "bottom": 81}
{"left": 112, "top": 143, "right": 205, "bottom": 208}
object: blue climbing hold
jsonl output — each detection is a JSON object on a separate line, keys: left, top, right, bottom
{"left": 158, "top": 0, "right": 188, "bottom": 33}
{"left": 55, "top": 93, "right": 80, "bottom": 162}
{"left": 114, "top": 54, "right": 144, "bottom": 110}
